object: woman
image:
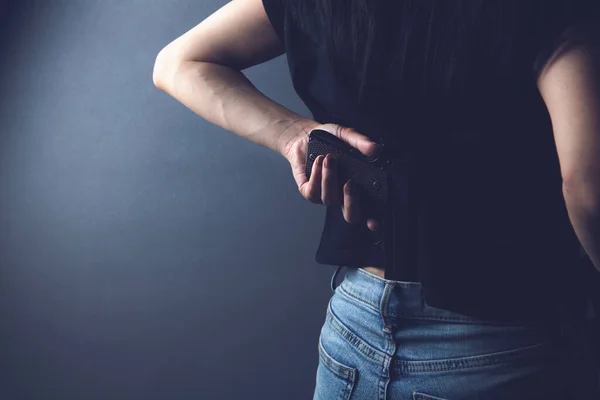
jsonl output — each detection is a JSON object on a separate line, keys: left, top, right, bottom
{"left": 153, "top": 0, "right": 600, "bottom": 398}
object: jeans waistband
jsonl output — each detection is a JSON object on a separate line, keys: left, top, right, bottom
{"left": 334, "top": 266, "right": 566, "bottom": 332}
{"left": 336, "top": 266, "right": 426, "bottom": 318}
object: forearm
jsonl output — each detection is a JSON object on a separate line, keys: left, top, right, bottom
{"left": 564, "top": 183, "right": 600, "bottom": 273}
{"left": 153, "top": 60, "right": 312, "bottom": 156}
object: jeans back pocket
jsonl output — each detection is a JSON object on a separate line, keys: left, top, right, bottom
{"left": 313, "top": 336, "right": 357, "bottom": 400}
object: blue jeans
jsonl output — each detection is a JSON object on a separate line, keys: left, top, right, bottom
{"left": 314, "top": 266, "right": 597, "bottom": 399}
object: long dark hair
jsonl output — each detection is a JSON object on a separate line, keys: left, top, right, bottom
{"left": 287, "top": 0, "right": 599, "bottom": 107}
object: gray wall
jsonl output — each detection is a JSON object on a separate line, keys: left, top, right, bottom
{"left": 0, "top": 0, "right": 8, "bottom": 15}
{"left": 0, "top": 0, "right": 12, "bottom": 27}
{"left": 0, "top": 1, "right": 335, "bottom": 399}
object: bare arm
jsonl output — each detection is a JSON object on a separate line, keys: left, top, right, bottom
{"left": 152, "top": 0, "right": 314, "bottom": 156}
{"left": 537, "top": 26, "right": 600, "bottom": 272}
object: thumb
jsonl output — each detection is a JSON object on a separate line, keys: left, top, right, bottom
{"left": 319, "top": 123, "right": 383, "bottom": 158}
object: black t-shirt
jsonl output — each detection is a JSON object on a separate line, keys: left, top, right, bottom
{"left": 262, "top": 0, "right": 600, "bottom": 321}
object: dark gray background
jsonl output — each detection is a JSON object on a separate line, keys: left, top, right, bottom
{"left": 0, "top": 1, "right": 336, "bottom": 399}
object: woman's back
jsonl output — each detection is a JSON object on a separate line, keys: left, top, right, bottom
{"left": 262, "top": 0, "right": 600, "bottom": 321}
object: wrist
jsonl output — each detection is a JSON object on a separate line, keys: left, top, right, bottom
{"left": 276, "top": 118, "right": 318, "bottom": 159}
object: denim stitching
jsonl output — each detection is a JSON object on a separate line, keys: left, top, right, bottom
{"left": 338, "top": 284, "right": 380, "bottom": 313}
{"left": 318, "top": 335, "right": 357, "bottom": 381}
{"left": 326, "top": 301, "right": 387, "bottom": 364}
{"left": 392, "top": 341, "right": 552, "bottom": 373}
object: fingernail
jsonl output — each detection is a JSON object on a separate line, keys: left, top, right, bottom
{"left": 371, "top": 142, "right": 383, "bottom": 153}
{"left": 346, "top": 180, "right": 353, "bottom": 195}
{"left": 316, "top": 155, "right": 323, "bottom": 166}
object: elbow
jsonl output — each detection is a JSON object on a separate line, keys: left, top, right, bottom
{"left": 152, "top": 61, "right": 165, "bottom": 89}
{"left": 153, "top": 47, "right": 179, "bottom": 90}
{"left": 152, "top": 57, "right": 170, "bottom": 90}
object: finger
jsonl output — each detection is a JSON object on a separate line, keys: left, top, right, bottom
{"left": 367, "top": 219, "right": 380, "bottom": 232}
{"left": 321, "top": 154, "right": 341, "bottom": 205}
{"left": 302, "top": 154, "right": 324, "bottom": 204}
{"left": 322, "top": 124, "right": 382, "bottom": 158}
{"left": 342, "top": 180, "right": 361, "bottom": 224}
